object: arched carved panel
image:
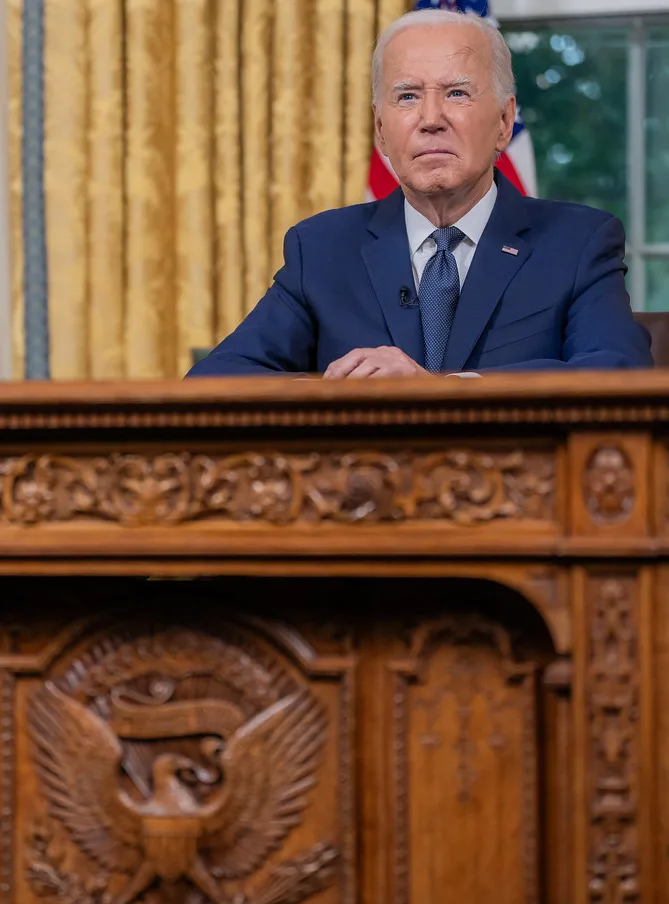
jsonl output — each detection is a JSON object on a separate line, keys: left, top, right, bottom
{"left": 16, "top": 617, "right": 354, "bottom": 904}
{"left": 389, "top": 614, "right": 540, "bottom": 904}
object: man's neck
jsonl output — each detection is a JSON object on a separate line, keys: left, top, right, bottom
{"left": 402, "top": 171, "right": 495, "bottom": 228}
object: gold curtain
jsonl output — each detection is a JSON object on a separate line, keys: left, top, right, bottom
{"left": 7, "top": 0, "right": 24, "bottom": 380}
{"left": 8, "top": 0, "right": 409, "bottom": 380}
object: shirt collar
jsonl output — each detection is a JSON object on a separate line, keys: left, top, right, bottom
{"left": 404, "top": 180, "right": 498, "bottom": 256}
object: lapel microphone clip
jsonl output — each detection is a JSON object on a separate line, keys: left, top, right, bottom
{"left": 399, "top": 286, "right": 418, "bottom": 307}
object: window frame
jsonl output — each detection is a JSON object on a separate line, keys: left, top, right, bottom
{"left": 503, "top": 12, "right": 669, "bottom": 310}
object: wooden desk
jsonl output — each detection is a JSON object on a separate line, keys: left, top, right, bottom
{"left": 0, "top": 372, "right": 666, "bottom": 904}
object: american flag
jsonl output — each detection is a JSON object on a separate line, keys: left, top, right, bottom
{"left": 367, "top": 0, "right": 537, "bottom": 200}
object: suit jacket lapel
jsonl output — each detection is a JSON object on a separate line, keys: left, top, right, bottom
{"left": 362, "top": 189, "right": 425, "bottom": 366}
{"left": 443, "top": 174, "right": 534, "bottom": 373}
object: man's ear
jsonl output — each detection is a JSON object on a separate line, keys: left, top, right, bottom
{"left": 373, "top": 104, "right": 387, "bottom": 156}
{"left": 496, "top": 95, "right": 517, "bottom": 155}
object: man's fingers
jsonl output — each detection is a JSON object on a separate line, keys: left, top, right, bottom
{"left": 346, "top": 360, "right": 381, "bottom": 379}
{"left": 323, "top": 349, "right": 369, "bottom": 380}
{"left": 323, "top": 347, "right": 425, "bottom": 380}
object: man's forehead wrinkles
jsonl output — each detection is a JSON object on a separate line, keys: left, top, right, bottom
{"left": 390, "top": 46, "right": 478, "bottom": 62}
{"left": 385, "top": 50, "right": 489, "bottom": 81}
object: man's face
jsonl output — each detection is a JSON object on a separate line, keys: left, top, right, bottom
{"left": 374, "top": 23, "right": 516, "bottom": 200}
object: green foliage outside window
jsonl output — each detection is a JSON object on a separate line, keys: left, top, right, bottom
{"left": 506, "top": 27, "right": 628, "bottom": 224}
{"left": 505, "top": 19, "right": 669, "bottom": 311}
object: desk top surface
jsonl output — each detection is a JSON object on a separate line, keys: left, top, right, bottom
{"left": 0, "top": 369, "right": 666, "bottom": 404}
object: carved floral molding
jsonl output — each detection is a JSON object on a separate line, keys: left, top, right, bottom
{"left": 0, "top": 451, "right": 556, "bottom": 527}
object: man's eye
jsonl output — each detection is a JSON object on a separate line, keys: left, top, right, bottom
{"left": 398, "top": 93, "right": 417, "bottom": 102}
{"left": 449, "top": 90, "right": 468, "bottom": 98}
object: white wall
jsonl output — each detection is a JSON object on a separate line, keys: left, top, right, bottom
{"left": 497, "top": 0, "right": 669, "bottom": 18}
{"left": 0, "top": 0, "right": 12, "bottom": 380}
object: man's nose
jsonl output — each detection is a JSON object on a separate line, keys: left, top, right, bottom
{"left": 420, "top": 91, "right": 446, "bottom": 131}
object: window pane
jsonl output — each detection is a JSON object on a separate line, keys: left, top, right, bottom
{"left": 505, "top": 26, "right": 629, "bottom": 223}
{"left": 646, "top": 27, "right": 669, "bottom": 243}
{"left": 624, "top": 256, "right": 636, "bottom": 306}
{"left": 646, "top": 259, "right": 669, "bottom": 311}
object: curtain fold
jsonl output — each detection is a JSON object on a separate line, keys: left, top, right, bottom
{"left": 7, "top": 0, "right": 24, "bottom": 380}
{"left": 43, "top": 0, "right": 89, "bottom": 380}
{"left": 8, "top": 0, "right": 411, "bottom": 380}
{"left": 310, "top": 0, "right": 346, "bottom": 214}
{"left": 378, "top": 0, "right": 409, "bottom": 32}
{"left": 271, "top": 1, "right": 308, "bottom": 271}
{"left": 124, "top": 0, "right": 176, "bottom": 379}
{"left": 241, "top": 0, "right": 272, "bottom": 315}
{"left": 213, "top": 0, "right": 244, "bottom": 340}
{"left": 175, "top": 0, "right": 215, "bottom": 378}
{"left": 88, "top": 0, "right": 125, "bottom": 379}
{"left": 344, "top": 1, "right": 377, "bottom": 207}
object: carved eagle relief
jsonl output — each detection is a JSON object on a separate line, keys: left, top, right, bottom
{"left": 28, "top": 669, "right": 330, "bottom": 904}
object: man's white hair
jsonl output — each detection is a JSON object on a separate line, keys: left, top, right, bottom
{"left": 372, "top": 9, "right": 516, "bottom": 108}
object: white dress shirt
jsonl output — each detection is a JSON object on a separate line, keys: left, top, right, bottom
{"left": 404, "top": 181, "right": 498, "bottom": 294}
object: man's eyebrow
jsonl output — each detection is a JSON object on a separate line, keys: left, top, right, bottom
{"left": 391, "top": 76, "right": 476, "bottom": 93}
{"left": 441, "top": 76, "right": 475, "bottom": 89}
{"left": 392, "top": 81, "right": 422, "bottom": 92}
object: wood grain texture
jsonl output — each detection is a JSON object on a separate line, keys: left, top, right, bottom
{"left": 390, "top": 615, "right": 541, "bottom": 904}
{"left": 11, "top": 599, "right": 355, "bottom": 904}
{"left": 0, "top": 450, "right": 555, "bottom": 527}
{"left": 542, "top": 658, "right": 574, "bottom": 904}
{"left": 585, "top": 574, "right": 641, "bottom": 904}
{"left": 569, "top": 434, "right": 651, "bottom": 539}
{"left": 0, "top": 375, "right": 663, "bottom": 902}
{"left": 0, "top": 670, "right": 15, "bottom": 899}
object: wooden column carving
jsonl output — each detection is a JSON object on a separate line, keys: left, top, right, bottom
{"left": 587, "top": 576, "right": 640, "bottom": 903}
{"left": 544, "top": 656, "right": 574, "bottom": 904}
{"left": 0, "top": 670, "right": 14, "bottom": 900}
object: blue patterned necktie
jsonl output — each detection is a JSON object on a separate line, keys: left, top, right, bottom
{"left": 419, "top": 227, "right": 465, "bottom": 373}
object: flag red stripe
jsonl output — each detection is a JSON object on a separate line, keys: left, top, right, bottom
{"left": 368, "top": 146, "right": 400, "bottom": 199}
{"left": 494, "top": 152, "right": 527, "bottom": 196}
{"left": 369, "top": 145, "right": 529, "bottom": 200}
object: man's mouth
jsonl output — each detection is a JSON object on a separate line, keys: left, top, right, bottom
{"left": 414, "top": 150, "right": 454, "bottom": 158}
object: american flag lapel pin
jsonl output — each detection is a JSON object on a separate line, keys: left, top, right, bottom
{"left": 502, "top": 245, "right": 519, "bottom": 256}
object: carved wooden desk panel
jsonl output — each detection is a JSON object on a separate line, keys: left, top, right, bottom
{"left": 0, "top": 373, "right": 667, "bottom": 904}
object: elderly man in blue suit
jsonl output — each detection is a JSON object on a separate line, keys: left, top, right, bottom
{"left": 190, "top": 8, "right": 652, "bottom": 379}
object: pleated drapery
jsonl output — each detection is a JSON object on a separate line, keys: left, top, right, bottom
{"left": 8, "top": 0, "right": 410, "bottom": 380}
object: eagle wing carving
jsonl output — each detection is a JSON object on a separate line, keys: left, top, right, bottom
{"left": 202, "top": 690, "right": 327, "bottom": 879}
{"left": 28, "top": 681, "right": 143, "bottom": 873}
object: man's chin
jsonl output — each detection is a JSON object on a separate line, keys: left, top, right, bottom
{"left": 407, "top": 174, "right": 461, "bottom": 196}
{"left": 401, "top": 158, "right": 460, "bottom": 192}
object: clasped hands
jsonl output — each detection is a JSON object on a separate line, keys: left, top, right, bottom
{"left": 322, "top": 346, "right": 428, "bottom": 380}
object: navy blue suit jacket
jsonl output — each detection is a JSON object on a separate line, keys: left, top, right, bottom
{"left": 189, "top": 173, "right": 652, "bottom": 376}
